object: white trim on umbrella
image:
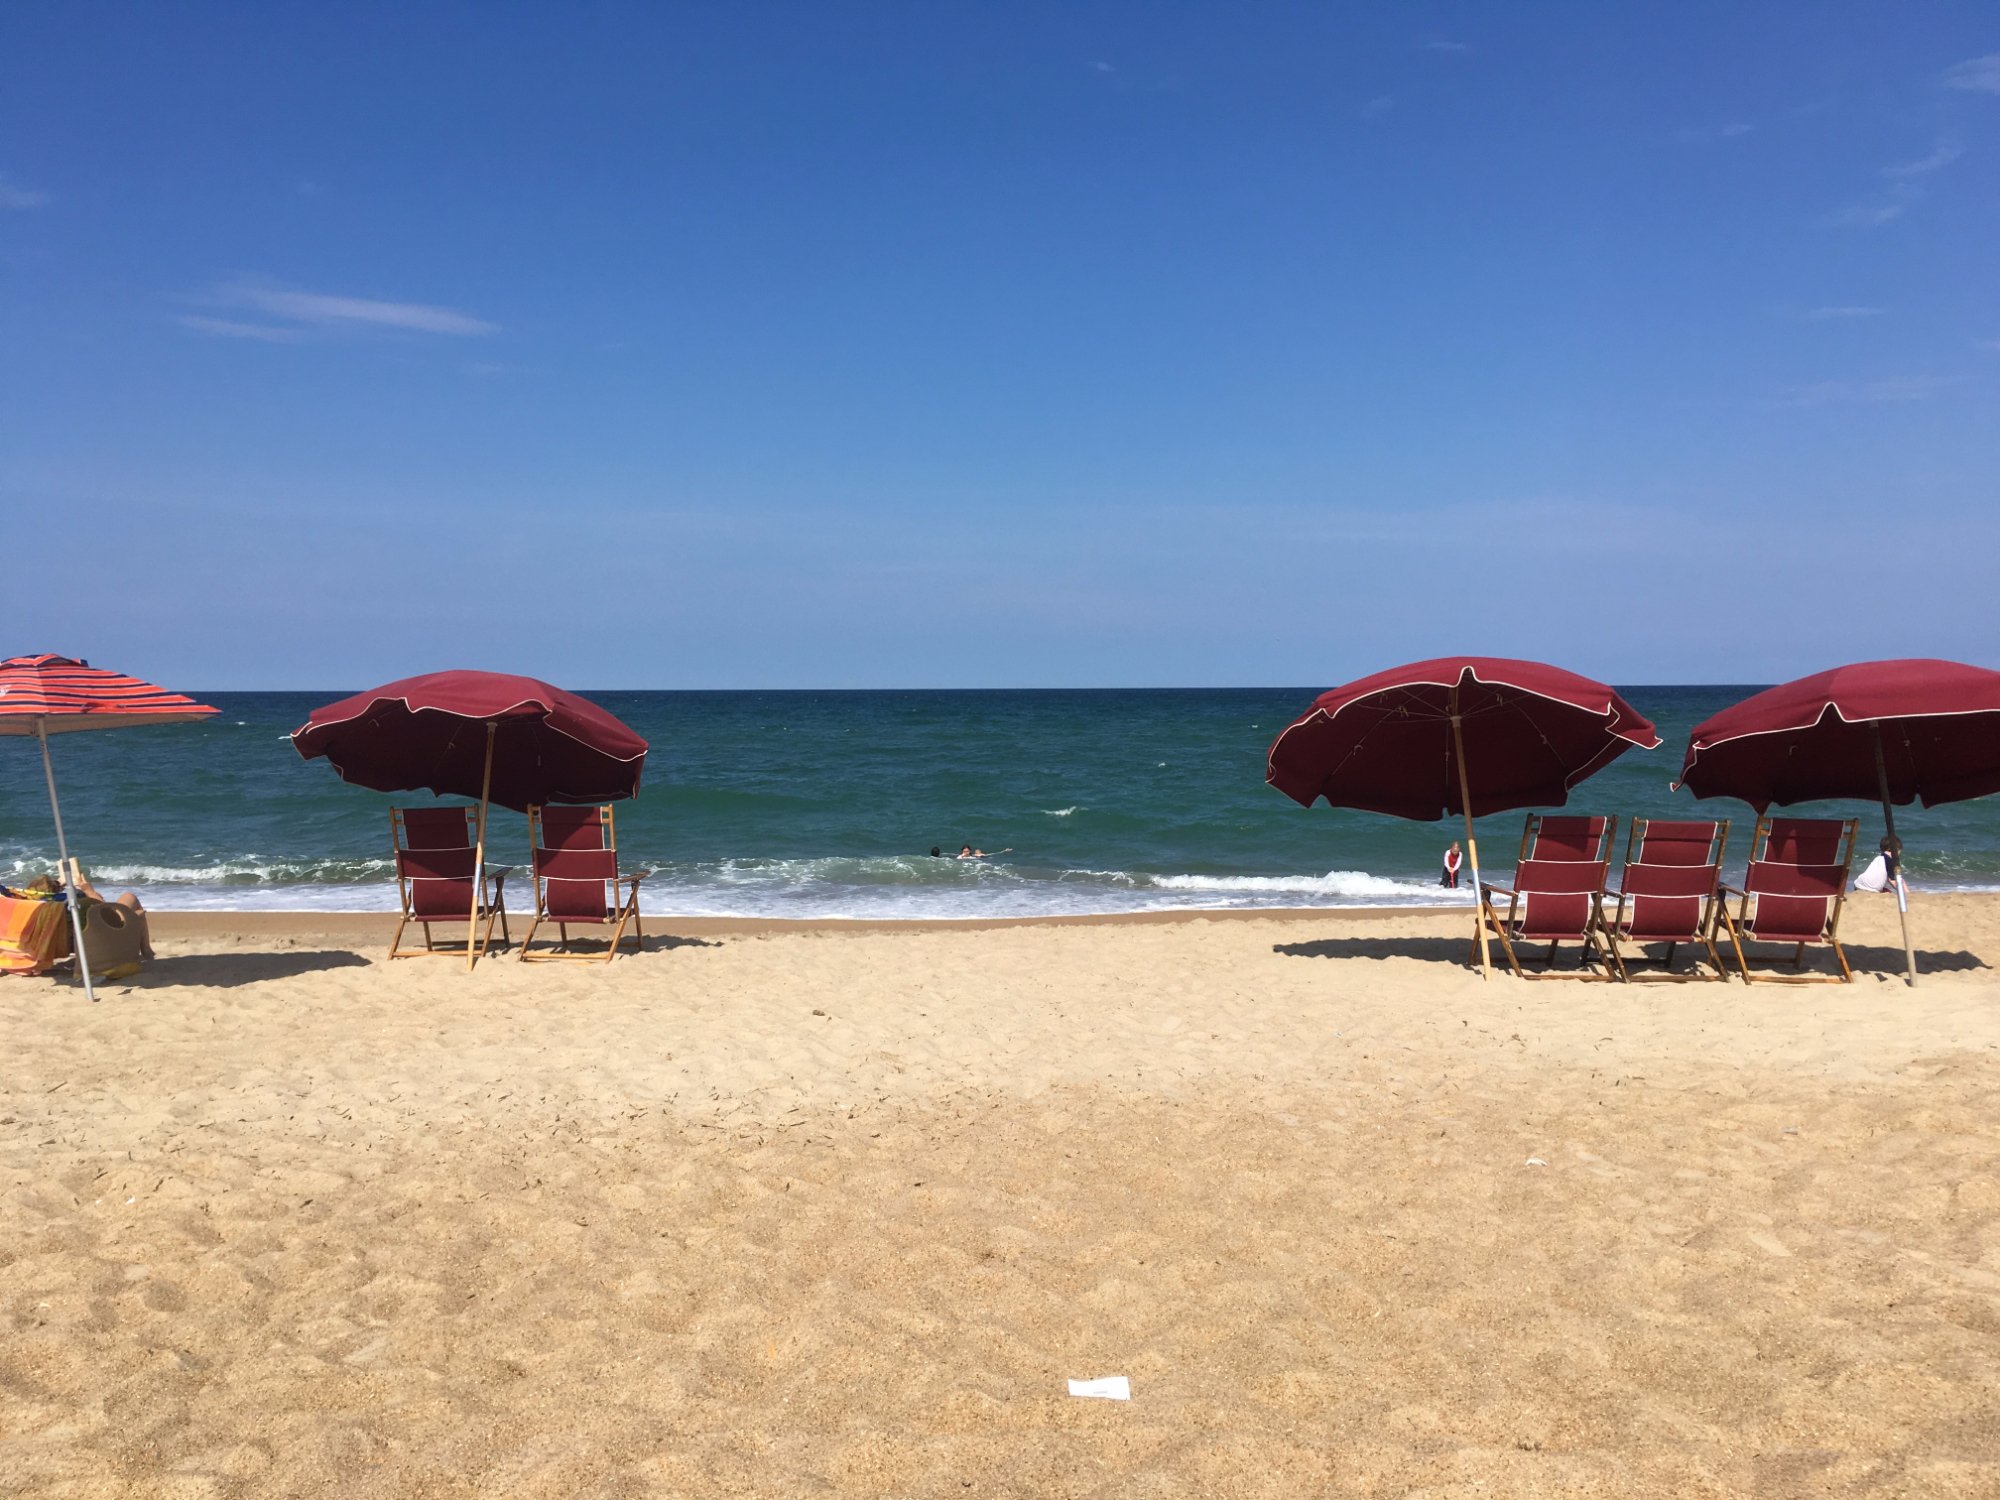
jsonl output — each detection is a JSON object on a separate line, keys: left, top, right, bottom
{"left": 1677, "top": 703, "right": 2000, "bottom": 788}
{"left": 1268, "top": 661, "right": 1662, "bottom": 804}
{"left": 291, "top": 692, "right": 648, "bottom": 763}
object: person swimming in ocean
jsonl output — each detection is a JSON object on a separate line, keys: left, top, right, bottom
{"left": 956, "top": 845, "right": 1012, "bottom": 859}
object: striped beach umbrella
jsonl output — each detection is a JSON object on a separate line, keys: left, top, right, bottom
{"left": 0, "top": 655, "right": 218, "bottom": 999}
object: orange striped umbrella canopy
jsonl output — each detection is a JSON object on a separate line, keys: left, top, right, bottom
{"left": 0, "top": 654, "right": 218, "bottom": 734}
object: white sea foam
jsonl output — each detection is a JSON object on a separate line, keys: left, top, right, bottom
{"left": 23, "top": 849, "right": 1994, "bottom": 919}
{"left": 5, "top": 857, "right": 395, "bottom": 887}
{"left": 1148, "top": 870, "right": 1445, "bottom": 899}
{"left": 1042, "top": 806, "right": 1082, "bottom": 817}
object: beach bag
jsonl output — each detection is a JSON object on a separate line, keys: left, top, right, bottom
{"left": 0, "top": 891, "right": 71, "bottom": 976}
{"left": 78, "top": 902, "right": 147, "bottom": 982}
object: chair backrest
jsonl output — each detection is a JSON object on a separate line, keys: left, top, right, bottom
{"left": 1616, "top": 818, "right": 1726, "bottom": 941}
{"left": 1762, "top": 817, "right": 1850, "bottom": 866}
{"left": 537, "top": 805, "right": 610, "bottom": 852}
{"left": 530, "top": 805, "right": 618, "bottom": 922}
{"left": 1512, "top": 856, "right": 1609, "bottom": 938}
{"left": 397, "top": 845, "right": 479, "bottom": 920}
{"left": 1629, "top": 819, "right": 1725, "bottom": 868}
{"left": 1744, "top": 818, "right": 1856, "bottom": 941}
{"left": 396, "top": 806, "right": 475, "bottom": 850}
{"left": 1522, "top": 814, "right": 1615, "bottom": 863}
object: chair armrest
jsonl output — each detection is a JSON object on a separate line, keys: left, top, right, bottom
{"left": 1717, "top": 884, "right": 1746, "bottom": 899}
{"left": 618, "top": 868, "right": 652, "bottom": 884}
{"left": 1479, "top": 882, "right": 1519, "bottom": 899}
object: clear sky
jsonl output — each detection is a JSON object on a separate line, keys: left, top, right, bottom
{"left": 4, "top": 4, "right": 1996, "bottom": 689}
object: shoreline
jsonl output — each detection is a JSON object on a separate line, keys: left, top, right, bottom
{"left": 141, "top": 888, "right": 2000, "bottom": 943}
{"left": 148, "top": 900, "right": 1467, "bottom": 942}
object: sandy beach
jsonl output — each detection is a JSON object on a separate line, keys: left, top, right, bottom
{"left": 5, "top": 895, "right": 1999, "bottom": 1497}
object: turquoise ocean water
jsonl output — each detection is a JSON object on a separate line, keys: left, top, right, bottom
{"left": 3, "top": 687, "right": 1997, "bottom": 917}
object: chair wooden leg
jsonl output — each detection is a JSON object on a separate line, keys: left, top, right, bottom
{"left": 1701, "top": 934, "right": 1729, "bottom": 980}
{"left": 1830, "top": 937, "right": 1854, "bottom": 983}
{"left": 390, "top": 913, "right": 410, "bottom": 960}
{"left": 473, "top": 904, "right": 499, "bottom": 963}
{"left": 1588, "top": 913, "right": 1626, "bottom": 982}
{"left": 516, "top": 915, "right": 542, "bottom": 962}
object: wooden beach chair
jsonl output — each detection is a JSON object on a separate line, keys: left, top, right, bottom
{"left": 1718, "top": 817, "right": 1858, "bottom": 983}
{"left": 388, "top": 806, "right": 510, "bottom": 961}
{"left": 518, "top": 804, "right": 647, "bottom": 963}
{"left": 1604, "top": 819, "right": 1731, "bottom": 981}
{"left": 1476, "top": 813, "right": 1623, "bottom": 979}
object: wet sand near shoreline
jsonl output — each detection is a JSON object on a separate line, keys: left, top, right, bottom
{"left": 5, "top": 897, "right": 1998, "bottom": 1496}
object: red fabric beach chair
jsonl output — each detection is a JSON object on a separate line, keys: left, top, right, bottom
{"left": 1719, "top": 817, "right": 1858, "bottom": 983}
{"left": 1605, "top": 819, "right": 1731, "bottom": 981}
{"left": 1476, "top": 814, "right": 1622, "bottom": 979}
{"left": 389, "top": 806, "right": 510, "bottom": 961}
{"left": 519, "top": 804, "right": 646, "bottom": 963}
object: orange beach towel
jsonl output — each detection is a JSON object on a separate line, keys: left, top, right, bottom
{"left": 0, "top": 892, "right": 70, "bottom": 976}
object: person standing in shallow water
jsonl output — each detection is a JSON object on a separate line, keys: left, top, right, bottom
{"left": 1441, "top": 841, "right": 1463, "bottom": 889}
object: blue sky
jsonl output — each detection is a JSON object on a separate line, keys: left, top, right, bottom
{"left": 3, "top": 4, "right": 1997, "bottom": 689}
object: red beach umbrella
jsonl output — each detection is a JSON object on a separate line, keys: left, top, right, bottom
{"left": 289, "top": 671, "right": 648, "bottom": 969}
{"left": 0, "top": 654, "right": 219, "bottom": 1000}
{"left": 1267, "top": 657, "right": 1660, "bottom": 977}
{"left": 1676, "top": 658, "right": 2000, "bottom": 986}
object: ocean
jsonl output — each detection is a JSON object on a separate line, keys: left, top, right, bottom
{"left": 3, "top": 687, "right": 1997, "bottom": 918}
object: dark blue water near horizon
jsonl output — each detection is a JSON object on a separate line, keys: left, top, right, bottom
{"left": 3, "top": 687, "right": 1995, "bottom": 917}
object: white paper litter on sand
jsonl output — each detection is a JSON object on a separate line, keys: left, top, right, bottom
{"left": 1067, "top": 1376, "right": 1131, "bottom": 1400}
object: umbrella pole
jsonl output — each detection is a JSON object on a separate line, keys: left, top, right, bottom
{"left": 467, "top": 723, "right": 495, "bottom": 973}
{"left": 1451, "top": 686, "right": 1492, "bottom": 980}
{"left": 1871, "top": 722, "right": 1917, "bottom": 988}
{"left": 37, "top": 720, "right": 95, "bottom": 1003}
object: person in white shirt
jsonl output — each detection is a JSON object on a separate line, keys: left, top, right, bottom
{"left": 1854, "top": 836, "right": 1903, "bottom": 894}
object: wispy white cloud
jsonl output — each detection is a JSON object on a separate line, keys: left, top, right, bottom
{"left": 1795, "top": 305, "right": 1886, "bottom": 320}
{"left": 0, "top": 175, "right": 49, "bottom": 209}
{"left": 1824, "top": 179, "right": 1921, "bottom": 229}
{"left": 1883, "top": 136, "right": 1963, "bottom": 177}
{"left": 176, "top": 315, "right": 303, "bottom": 343}
{"left": 188, "top": 279, "right": 499, "bottom": 337}
{"left": 232, "top": 283, "right": 497, "bottom": 334}
{"left": 1772, "top": 375, "right": 1961, "bottom": 407}
{"left": 1670, "top": 122, "right": 1753, "bottom": 144}
{"left": 1943, "top": 53, "right": 2000, "bottom": 93}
